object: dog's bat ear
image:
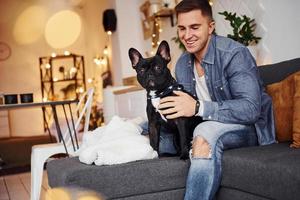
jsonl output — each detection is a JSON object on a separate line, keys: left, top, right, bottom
{"left": 128, "top": 48, "right": 142, "bottom": 68}
{"left": 156, "top": 40, "right": 171, "bottom": 63}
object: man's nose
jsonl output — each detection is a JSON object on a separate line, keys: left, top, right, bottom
{"left": 184, "top": 29, "right": 192, "bottom": 40}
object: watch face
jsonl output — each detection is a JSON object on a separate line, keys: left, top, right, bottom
{"left": 0, "top": 42, "right": 11, "bottom": 61}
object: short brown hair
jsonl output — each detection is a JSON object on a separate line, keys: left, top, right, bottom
{"left": 175, "top": 0, "right": 213, "bottom": 21}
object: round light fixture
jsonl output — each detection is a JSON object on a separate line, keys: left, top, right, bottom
{"left": 45, "top": 10, "right": 81, "bottom": 49}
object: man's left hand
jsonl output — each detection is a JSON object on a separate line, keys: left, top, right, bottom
{"left": 159, "top": 90, "right": 197, "bottom": 119}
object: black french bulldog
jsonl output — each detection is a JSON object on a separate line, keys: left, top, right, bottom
{"left": 128, "top": 41, "right": 201, "bottom": 160}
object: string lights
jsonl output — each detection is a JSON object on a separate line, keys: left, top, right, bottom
{"left": 93, "top": 46, "right": 109, "bottom": 67}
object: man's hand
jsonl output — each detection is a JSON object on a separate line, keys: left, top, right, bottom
{"left": 159, "top": 90, "right": 197, "bottom": 119}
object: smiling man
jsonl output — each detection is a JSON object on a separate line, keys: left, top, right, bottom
{"left": 158, "top": 0, "right": 275, "bottom": 199}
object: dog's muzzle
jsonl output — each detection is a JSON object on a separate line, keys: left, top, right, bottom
{"left": 148, "top": 80, "right": 155, "bottom": 87}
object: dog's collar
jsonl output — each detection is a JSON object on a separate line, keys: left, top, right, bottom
{"left": 147, "top": 84, "right": 184, "bottom": 100}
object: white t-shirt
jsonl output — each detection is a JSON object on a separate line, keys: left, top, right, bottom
{"left": 193, "top": 63, "right": 211, "bottom": 116}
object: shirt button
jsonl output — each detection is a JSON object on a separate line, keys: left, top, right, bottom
{"left": 192, "top": 78, "right": 195, "bottom": 81}
{"left": 208, "top": 116, "right": 212, "bottom": 119}
{"left": 220, "top": 87, "right": 223, "bottom": 90}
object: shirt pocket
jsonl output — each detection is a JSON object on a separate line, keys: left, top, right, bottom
{"left": 181, "top": 81, "right": 192, "bottom": 93}
{"left": 214, "top": 79, "right": 230, "bottom": 101}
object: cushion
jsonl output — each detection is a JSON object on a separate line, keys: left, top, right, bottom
{"left": 221, "top": 143, "right": 300, "bottom": 200}
{"left": 266, "top": 72, "right": 300, "bottom": 142}
{"left": 47, "top": 156, "right": 189, "bottom": 199}
{"left": 291, "top": 74, "right": 300, "bottom": 148}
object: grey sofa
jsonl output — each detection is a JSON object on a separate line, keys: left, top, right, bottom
{"left": 47, "top": 58, "right": 300, "bottom": 200}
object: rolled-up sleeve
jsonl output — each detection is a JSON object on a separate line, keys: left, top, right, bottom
{"left": 202, "top": 47, "right": 261, "bottom": 124}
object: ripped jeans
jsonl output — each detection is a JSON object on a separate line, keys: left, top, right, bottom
{"left": 142, "top": 121, "right": 258, "bottom": 200}
{"left": 184, "top": 121, "right": 257, "bottom": 200}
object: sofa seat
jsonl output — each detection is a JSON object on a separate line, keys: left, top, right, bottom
{"left": 47, "top": 143, "right": 300, "bottom": 200}
{"left": 47, "top": 156, "right": 189, "bottom": 199}
{"left": 220, "top": 143, "right": 300, "bottom": 200}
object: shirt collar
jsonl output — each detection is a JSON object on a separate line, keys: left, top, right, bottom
{"left": 202, "top": 34, "right": 215, "bottom": 65}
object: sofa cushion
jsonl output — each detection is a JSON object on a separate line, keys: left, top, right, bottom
{"left": 47, "top": 156, "right": 189, "bottom": 199}
{"left": 217, "top": 187, "right": 270, "bottom": 200}
{"left": 266, "top": 72, "right": 300, "bottom": 142}
{"left": 221, "top": 143, "right": 300, "bottom": 200}
{"left": 291, "top": 74, "right": 300, "bottom": 148}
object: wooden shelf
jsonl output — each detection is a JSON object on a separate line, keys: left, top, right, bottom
{"left": 39, "top": 54, "right": 86, "bottom": 132}
{"left": 42, "top": 78, "right": 84, "bottom": 83}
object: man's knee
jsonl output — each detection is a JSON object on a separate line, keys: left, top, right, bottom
{"left": 192, "top": 136, "right": 211, "bottom": 158}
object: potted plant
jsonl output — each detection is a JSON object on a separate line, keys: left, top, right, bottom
{"left": 218, "top": 11, "right": 261, "bottom": 46}
{"left": 219, "top": 11, "right": 261, "bottom": 59}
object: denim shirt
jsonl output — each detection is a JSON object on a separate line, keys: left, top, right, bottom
{"left": 175, "top": 34, "right": 275, "bottom": 145}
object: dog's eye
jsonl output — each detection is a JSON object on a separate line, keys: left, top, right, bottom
{"left": 154, "top": 65, "right": 161, "bottom": 71}
{"left": 138, "top": 68, "right": 146, "bottom": 75}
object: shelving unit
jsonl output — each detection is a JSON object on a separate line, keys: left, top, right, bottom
{"left": 39, "top": 53, "right": 86, "bottom": 101}
{"left": 39, "top": 53, "right": 86, "bottom": 133}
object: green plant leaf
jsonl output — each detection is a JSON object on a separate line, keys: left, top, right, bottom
{"left": 218, "top": 11, "right": 261, "bottom": 46}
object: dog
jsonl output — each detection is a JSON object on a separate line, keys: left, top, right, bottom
{"left": 128, "top": 41, "right": 201, "bottom": 160}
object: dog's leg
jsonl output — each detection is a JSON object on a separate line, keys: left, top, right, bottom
{"left": 147, "top": 104, "right": 161, "bottom": 152}
{"left": 147, "top": 103, "right": 160, "bottom": 155}
{"left": 149, "top": 121, "right": 160, "bottom": 152}
{"left": 176, "top": 119, "right": 190, "bottom": 160}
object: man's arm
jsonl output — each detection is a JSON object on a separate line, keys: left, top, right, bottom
{"left": 203, "top": 48, "right": 261, "bottom": 124}
{"left": 159, "top": 48, "right": 262, "bottom": 124}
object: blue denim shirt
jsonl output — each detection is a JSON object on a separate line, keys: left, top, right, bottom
{"left": 175, "top": 34, "right": 275, "bottom": 145}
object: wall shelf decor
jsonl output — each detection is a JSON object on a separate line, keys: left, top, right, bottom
{"left": 39, "top": 53, "right": 86, "bottom": 133}
{"left": 140, "top": 0, "right": 176, "bottom": 48}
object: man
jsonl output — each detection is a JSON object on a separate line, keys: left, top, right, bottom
{"left": 158, "top": 0, "right": 276, "bottom": 199}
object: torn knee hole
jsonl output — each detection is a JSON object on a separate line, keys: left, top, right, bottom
{"left": 192, "top": 136, "right": 211, "bottom": 158}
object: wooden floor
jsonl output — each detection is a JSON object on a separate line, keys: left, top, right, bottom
{"left": 0, "top": 171, "right": 48, "bottom": 200}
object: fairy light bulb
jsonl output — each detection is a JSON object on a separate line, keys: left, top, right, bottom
{"left": 103, "top": 46, "right": 108, "bottom": 55}
{"left": 64, "top": 51, "right": 71, "bottom": 56}
{"left": 45, "top": 63, "right": 51, "bottom": 69}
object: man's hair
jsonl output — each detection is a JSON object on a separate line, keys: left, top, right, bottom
{"left": 175, "top": 0, "right": 213, "bottom": 21}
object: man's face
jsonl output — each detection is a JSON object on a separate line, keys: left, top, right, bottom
{"left": 177, "top": 9, "right": 215, "bottom": 56}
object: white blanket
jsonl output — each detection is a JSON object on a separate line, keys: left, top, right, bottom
{"left": 78, "top": 116, "right": 158, "bottom": 165}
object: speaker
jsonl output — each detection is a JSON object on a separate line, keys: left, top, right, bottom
{"left": 102, "top": 9, "right": 117, "bottom": 32}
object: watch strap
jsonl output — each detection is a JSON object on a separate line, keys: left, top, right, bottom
{"left": 195, "top": 100, "right": 200, "bottom": 115}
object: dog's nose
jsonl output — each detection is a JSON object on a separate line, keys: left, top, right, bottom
{"left": 148, "top": 80, "right": 155, "bottom": 87}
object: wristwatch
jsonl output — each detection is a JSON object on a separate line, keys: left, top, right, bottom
{"left": 195, "top": 100, "right": 200, "bottom": 115}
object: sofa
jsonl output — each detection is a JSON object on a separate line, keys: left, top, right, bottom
{"left": 47, "top": 58, "right": 300, "bottom": 200}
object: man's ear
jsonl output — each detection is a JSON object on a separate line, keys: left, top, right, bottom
{"left": 128, "top": 48, "right": 142, "bottom": 68}
{"left": 156, "top": 40, "right": 171, "bottom": 63}
{"left": 208, "top": 21, "right": 215, "bottom": 34}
